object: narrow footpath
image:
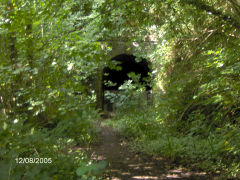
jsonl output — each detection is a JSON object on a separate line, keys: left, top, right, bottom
{"left": 85, "top": 124, "right": 214, "bottom": 180}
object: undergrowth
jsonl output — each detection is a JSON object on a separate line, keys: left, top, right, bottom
{"left": 0, "top": 107, "right": 106, "bottom": 179}
{"left": 104, "top": 89, "right": 240, "bottom": 179}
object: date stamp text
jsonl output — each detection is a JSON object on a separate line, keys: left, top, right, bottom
{"left": 15, "top": 158, "right": 52, "bottom": 164}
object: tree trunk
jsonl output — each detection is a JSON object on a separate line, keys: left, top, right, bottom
{"left": 96, "top": 66, "right": 104, "bottom": 110}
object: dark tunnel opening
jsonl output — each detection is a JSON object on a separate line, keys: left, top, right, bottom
{"left": 103, "top": 54, "right": 151, "bottom": 90}
{"left": 103, "top": 54, "right": 152, "bottom": 111}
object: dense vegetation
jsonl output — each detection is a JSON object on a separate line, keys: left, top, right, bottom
{"left": 1, "top": 0, "right": 240, "bottom": 179}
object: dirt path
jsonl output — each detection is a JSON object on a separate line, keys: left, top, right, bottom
{"left": 84, "top": 125, "right": 213, "bottom": 179}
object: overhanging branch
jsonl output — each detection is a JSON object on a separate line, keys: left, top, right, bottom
{"left": 181, "top": 0, "right": 240, "bottom": 29}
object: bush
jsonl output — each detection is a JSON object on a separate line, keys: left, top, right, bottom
{"left": 0, "top": 107, "right": 105, "bottom": 179}
{"left": 105, "top": 91, "right": 240, "bottom": 178}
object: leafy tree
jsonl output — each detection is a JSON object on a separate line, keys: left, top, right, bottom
{"left": 1, "top": 0, "right": 240, "bottom": 178}
{"left": 0, "top": 0, "right": 106, "bottom": 178}
{"left": 99, "top": 0, "right": 240, "bottom": 177}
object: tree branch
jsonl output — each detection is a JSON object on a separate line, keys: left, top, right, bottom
{"left": 228, "top": 0, "right": 240, "bottom": 20}
{"left": 76, "top": 0, "right": 135, "bottom": 32}
{"left": 181, "top": 0, "right": 240, "bottom": 28}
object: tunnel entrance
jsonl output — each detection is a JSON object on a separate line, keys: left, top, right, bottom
{"left": 103, "top": 54, "right": 152, "bottom": 111}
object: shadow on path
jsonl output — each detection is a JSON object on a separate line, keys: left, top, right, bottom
{"left": 79, "top": 125, "right": 214, "bottom": 180}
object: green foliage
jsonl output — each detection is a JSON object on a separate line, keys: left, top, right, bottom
{"left": 1, "top": 0, "right": 240, "bottom": 178}
{"left": 106, "top": 100, "right": 240, "bottom": 177}
{"left": 76, "top": 161, "right": 107, "bottom": 178}
{"left": 100, "top": 2, "right": 240, "bottom": 176}
{"left": 0, "top": 107, "right": 104, "bottom": 179}
{"left": 0, "top": 0, "right": 107, "bottom": 179}
{"left": 105, "top": 81, "right": 150, "bottom": 112}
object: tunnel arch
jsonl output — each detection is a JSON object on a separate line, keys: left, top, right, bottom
{"left": 102, "top": 54, "right": 152, "bottom": 111}
{"left": 103, "top": 54, "right": 152, "bottom": 91}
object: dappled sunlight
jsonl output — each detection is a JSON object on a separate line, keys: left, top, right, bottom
{"left": 121, "top": 172, "right": 131, "bottom": 176}
{"left": 105, "top": 161, "right": 208, "bottom": 179}
{"left": 143, "top": 166, "right": 153, "bottom": 170}
{"left": 132, "top": 176, "right": 158, "bottom": 179}
{"left": 1, "top": 0, "right": 239, "bottom": 178}
{"left": 83, "top": 125, "right": 211, "bottom": 179}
